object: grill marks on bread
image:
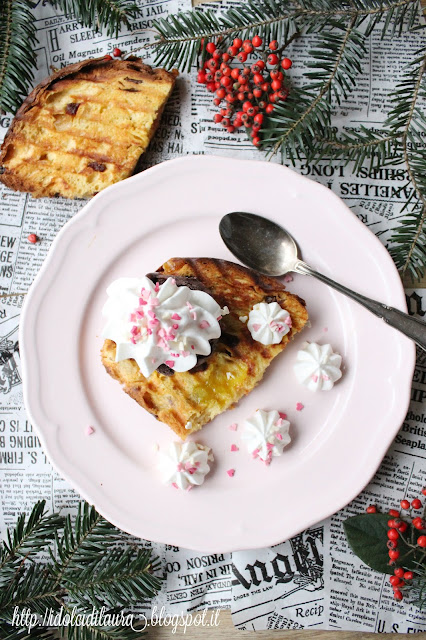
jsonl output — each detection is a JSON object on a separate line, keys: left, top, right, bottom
{"left": 101, "top": 258, "right": 308, "bottom": 440}
{"left": 0, "top": 57, "right": 178, "bottom": 198}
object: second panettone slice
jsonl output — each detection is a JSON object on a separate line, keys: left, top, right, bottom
{"left": 0, "top": 56, "right": 177, "bottom": 198}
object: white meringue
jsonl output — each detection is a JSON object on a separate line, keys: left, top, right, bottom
{"left": 242, "top": 409, "right": 291, "bottom": 465}
{"left": 157, "top": 441, "right": 214, "bottom": 490}
{"left": 294, "top": 342, "right": 342, "bottom": 391}
{"left": 247, "top": 302, "right": 292, "bottom": 345}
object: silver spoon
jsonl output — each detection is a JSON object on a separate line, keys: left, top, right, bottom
{"left": 219, "top": 212, "right": 426, "bottom": 351}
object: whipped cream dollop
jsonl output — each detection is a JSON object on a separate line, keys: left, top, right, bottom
{"left": 242, "top": 409, "right": 291, "bottom": 465}
{"left": 294, "top": 342, "right": 342, "bottom": 391}
{"left": 102, "top": 276, "right": 222, "bottom": 377}
{"left": 247, "top": 302, "right": 292, "bottom": 345}
{"left": 157, "top": 441, "right": 214, "bottom": 490}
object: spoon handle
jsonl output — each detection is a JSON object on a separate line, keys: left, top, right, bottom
{"left": 295, "top": 260, "right": 426, "bottom": 351}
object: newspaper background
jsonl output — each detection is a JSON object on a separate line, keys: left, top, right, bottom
{"left": 0, "top": 0, "right": 425, "bottom": 632}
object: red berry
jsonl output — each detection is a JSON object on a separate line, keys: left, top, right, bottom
{"left": 227, "top": 46, "right": 239, "bottom": 57}
{"left": 205, "top": 71, "right": 214, "bottom": 82}
{"left": 270, "top": 70, "right": 284, "bottom": 81}
{"left": 242, "top": 67, "right": 251, "bottom": 76}
{"left": 233, "top": 38, "right": 243, "bottom": 48}
{"left": 277, "top": 89, "right": 289, "bottom": 100}
{"left": 226, "top": 94, "right": 236, "bottom": 103}
{"left": 238, "top": 75, "right": 248, "bottom": 85}
{"left": 252, "top": 35, "right": 263, "bottom": 47}
{"left": 269, "top": 92, "right": 278, "bottom": 103}
{"left": 252, "top": 136, "right": 261, "bottom": 146}
{"left": 422, "top": 487, "right": 426, "bottom": 496}
{"left": 27, "top": 233, "right": 38, "bottom": 244}
{"left": 281, "top": 57, "right": 292, "bottom": 70}
{"left": 233, "top": 118, "right": 242, "bottom": 128}
{"left": 267, "top": 53, "right": 279, "bottom": 65}
{"left": 266, "top": 104, "right": 274, "bottom": 114}
{"left": 404, "top": 571, "right": 414, "bottom": 580}
{"left": 222, "top": 66, "right": 232, "bottom": 76}
{"left": 394, "top": 589, "right": 403, "bottom": 601}
{"left": 398, "top": 521, "right": 408, "bottom": 533}
{"left": 271, "top": 79, "right": 282, "bottom": 91}
{"left": 412, "top": 499, "right": 422, "bottom": 509}
{"left": 227, "top": 125, "right": 235, "bottom": 133}
{"left": 237, "top": 92, "right": 246, "bottom": 101}
{"left": 253, "top": 88, "right": 263, "bottom": 98}
{"left": 213, "top": 50, "right": 221, "bottom": 60}
{"left": 220, "top": 108, "right": 227, "bottom": 116}
{"left": 388, "top": 519, "right": 397, "bottom": 527}
{"left": 246, "top": 106, "right": 256, "bottom": 116}
{"left": 247, "top": 92, "right": 254, "bottom": 100}
{"left": 417, "top": 535, "right": 426, "bottom": 547}
{"left": 413, "top": 517, "right": 424, "bottom": 529}
{"left": 238, "top": 51, "right": 248, "bottom": 63}
{"left": 389, "top": 576, "right": 401, "bottom": 586}
{"left": 213, "top": 98, "right": 221, "bottom": 106}
{"left": 400, "top": 499, "right": 410, "bottom": 510}
{"left": 113, "top": 47, "right": 122, "bottom": 57}
{"left": 214, "top": 114, "right": 223, "bottom": 123}
{"left": 222, "top": 53, "right": 231, "bottom": 62}
{"left": 208, "top": 59, "right": 218, "bottom": 70}
{"left": 269, "top": 40, "right": 279, "bottom": 50}
{"left": 243, "top": 101, "right": 253, "bottom": 112}
{"left": 389, "top": 549, "right": 400, "bottom": 560}
{"left": 254, "top": 113, "right": 264, "bottom": 125}
{"left": 253, "top": 73, "right": 264, "bottom": 85}
{"left": 197, "top": 71, "right": 207, "bottom": 84}
{"left": 221, "top": 117, "right": 230, "bottom": 127}
{"left": 206, "top": 42, "right": 216, "bottom": 54}
{"left": 221, "top": 76, "right": 231, "bottom": 87}
{"left": 104, "top": 55, "right": 113, "bottom": 60}
{"left": 261, "top": 82, "right": 270, "bottom": 92}
{"left": 389, "top": 509, "right": 400, "bottom": 517}
{"left": 388, "top": 528, "right": 399, "bottom": 540}
{"left": 206, "top": 82, "right": 216, "bottom": 92}
{"left": 243, "top": 40, "right": 253, "bottom": 53}
{"left": 231, "top": 68, "right": 240, "bottom": 80}
{"left": 394, "top": 567, "right": 405, "bottom": 577}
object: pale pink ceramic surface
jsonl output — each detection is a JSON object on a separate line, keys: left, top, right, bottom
{"left": 20, "top": 156, "right": 415, "bottom": 552}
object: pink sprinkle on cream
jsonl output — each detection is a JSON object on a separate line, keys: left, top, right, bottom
{"left": 285, "top": 316, "right": 292, "bottom": 326}
{"left": 229, "top": 423, "right": 238, "bottom": 431}
{"left": 186, "top": 301, "right": 193, "bottom": 309}
{"left": 323, "top": 374, "right": 330, "bottom": 381}
{"left": 284, "top": 274, "right": 293, "bottom": 283}
{"left": 177, "top": 463, "right": 183, "bottom": 471}
{"left": 227, "top": 469, "right": 235, "bottom": 477}
{"left": 231, "top": 444, "right": 239, "bottom": 452}
{"left": 171, "top": 482, "right": 178, "bottom": 489}
{"left": 252, "top": 448, "right": 259, "bottom": 458}
{"left": 275, "top": 418, "right": 283, "bottom": 427}
{"left": 296, "top": 402, "right": 304, "bottom": 411}
{"left": 266, "top": 442, "right": 274, "bottom": 450}
{"left": 312, "top": 374, "right": 319, "bottom": 382}
{"left": 276, "top": 433, "right": 283, "bottom": 440}
{"left": 171, "top": 313, "right": 181, "bottom": 320}
{"left": 86, "top": 425, "right": 95, "bottom": 436}
{"left": 217, "top": 315, "right": 222, "bottom": 321}
{"left": 191, "top": 311, "right": 197, "bottom": 320}
{"left": 155, "top": 282, "right": 160, "bottom": 292}
{"left": 187, "top": 485, "right": 193, "bottom": 492}
{"left": 252, "top": 323, "right": 261, "bottom": 332}
{"left": 165, "top": 360, "right": 175, "bottom": 368}
{"left": 199, "top": 320, "right": 210, "bottom": 329}
{"left": 172, "top": 324, "right": 179, "bottom": 330}
{"left": 279, "top": 412, "right": 287, "bottom": 420}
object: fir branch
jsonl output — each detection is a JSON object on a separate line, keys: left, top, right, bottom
{"left": 0, "top": 0, "right": 37, "bottom": 113}
{"left": 151, "top": 0, "right": 420, "bottom": 71}
{"left": 0, "top": 501, "right": 63, "bottom": 588}
{"left": 0, "top": 622, "right": 57, "bottom": 640}
{"left": 49, "top": 0, "right": 140, "bottom": 38}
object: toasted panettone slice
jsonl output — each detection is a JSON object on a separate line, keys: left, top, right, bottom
{"left": 101, "top": 258, "right": 308, "bottom": 440}
{"left": 0, "top": 57, "right": 177, "bottom": 198}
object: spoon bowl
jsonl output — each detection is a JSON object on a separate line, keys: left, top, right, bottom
{"left": 219, "top": 211, "right": 426, "bottom": 350}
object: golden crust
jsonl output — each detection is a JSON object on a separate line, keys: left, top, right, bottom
{"left": 101, "top": 258, "right": 308, "bottom": 439}
{"left": 0, "top": 57, "right": 178, "bottom": 198}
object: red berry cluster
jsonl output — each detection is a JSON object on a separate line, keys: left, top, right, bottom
{"left": 366, "top": 487, "right": 426, "bottom": 602}
{"left": 104, "top": 48, "right": 122, "bottom": 61}
{"left": 197, "top": 36, "right": 292, "bottom": 146}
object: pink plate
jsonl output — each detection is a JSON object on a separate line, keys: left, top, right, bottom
{"left": 20, "top": 156, "right": 415, "bottom": 552}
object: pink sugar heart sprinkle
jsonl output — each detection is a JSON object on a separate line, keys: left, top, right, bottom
{"left": 165, "top": 360, "right": 175, "bottom": 368}
{"left": 150, "top": 298, "right": 159, "bottom": 307}
{"left": 217, "top": 315, "right": 222, "bottom": 321}
{"left": 186, "top": 301, "right": 193, "bottom": 309}
{"left": 275, "top": 418, "right": 283, "bottom": 427}
{"left": 323, "top": 374, "right": 330, "bottom": 381}
{"left": 279, "top": 412, "right": 287, "bottom": 420}
{"left": 172, "top": 324, "right": 179, "bottom": 330}
{"left": 182, "top": 351, "right": 190, "bottom": 357}
{"left": 229, "top": 423, "right": 238, "bottom": 431}
{"left": 231, "top": 444, "right": 239, "bottom": 452}
{"left": 296, "top": 402, "right": 304, "bottom": 411}
{"left": 171, "top": 482, "right": 178, "bottom": 489}
{"left": 227, "top": 469, "right": 235, "bottom": 477}
{"left": 191, "top": 311, "right": 197, "bottom": 320}
{"left": 284, "top": 274, "right": 293, "bottom": 283}
{"left": 171, "top": 313, "right": 181, "bottom": 320}
{"left": 252, "top": 448, "right": 259, "bottom": 458}
{"left": 187, "top": 485, "right": 193, "bottom": 492}
{"left": 284, "top": 316, "right": 292, "bottom": 326}
{"left": 276, "top": 433, "right": 283, "bottom": 440}
{"left": 266, "top": 442, "right": 274, "bottom": 450}
{"left": 312, "top": 374, "right": 319, "bottom": 382}
{"left": 86, "top": 425, "right": 95, "bottom": 436}
{"left": 177, "top": 463, "right": 183, "bottom": 472}
{"left": 199, "top": 320, "right": 210, "bottom": 329}
{"left": 252, "top": 323, "right": 261, "bottom": 332}
{"left": 155, "top": 282, "right": 160, "bottom": 292}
